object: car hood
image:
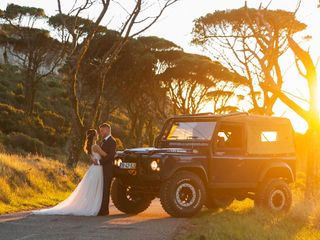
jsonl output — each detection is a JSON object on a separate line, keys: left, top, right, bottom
{"left": 119, "top": 147, "right": 197, "bottom": 155}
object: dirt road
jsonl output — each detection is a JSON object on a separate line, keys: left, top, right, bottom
{"left": 0, "top": 200, "right": 185, "bottom": 240}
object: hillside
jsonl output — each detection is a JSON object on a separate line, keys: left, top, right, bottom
{"left": 0, "top": 152, "right": 86, "bottom": 214}
{"left": 0, "top": 64, "right": 71, "bottom": 159}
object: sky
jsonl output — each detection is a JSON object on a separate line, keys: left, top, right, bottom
{"left": 1, "top": 0, "right": 319, "bottom": 133}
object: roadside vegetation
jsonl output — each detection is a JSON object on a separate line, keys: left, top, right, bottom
{"left": 0, "top": 152, "right": 86, "bottom": 214}
{"left": 177, "top": 185, "right": 320, "bottom": 240}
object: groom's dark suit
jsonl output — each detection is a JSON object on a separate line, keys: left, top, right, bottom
{"left": 98, "top": 135, "right": 116, "bottom": 215}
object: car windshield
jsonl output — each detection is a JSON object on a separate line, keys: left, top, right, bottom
{"left": 166, "top": 121, "right": 216, "bottom": 140}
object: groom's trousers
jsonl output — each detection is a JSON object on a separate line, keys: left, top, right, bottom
{"left": 99, "top": 164, "right": 113, "bottom": 215}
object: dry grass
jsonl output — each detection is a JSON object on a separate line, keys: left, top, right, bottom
{"left": 0, "top": 153, "right": 87, "bottom": 214}
{"left": 176, "top": 186, "right": 320, "bottom": 240}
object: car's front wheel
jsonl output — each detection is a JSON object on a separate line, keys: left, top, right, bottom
{"left": 160, "top": 171, "right": 206, "bottom": 218}
{"left": 111, "top": 178, "right": 152, "bottom": 214}
{"left": 255, "top": 178, "right": 292, "bottom": 213}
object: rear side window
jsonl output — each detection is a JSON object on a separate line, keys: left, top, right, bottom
{"left": 261, "top": 131, "right": 278, "bottom": 142}
{"left": 246, "top": 123, "right": 295, "bottom": 155}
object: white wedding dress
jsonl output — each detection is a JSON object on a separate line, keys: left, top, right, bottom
{"left": 33, "top": 146, "right": 104, "bottom": 216}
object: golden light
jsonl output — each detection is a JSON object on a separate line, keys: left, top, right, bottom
{"left": 317, "top": 79, "right": 320, "bottom": 110}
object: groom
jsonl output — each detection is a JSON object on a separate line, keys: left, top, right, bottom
{"left": 97, "top": 122, "right": 116, "bottom": 216}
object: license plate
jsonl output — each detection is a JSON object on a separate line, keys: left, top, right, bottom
{"left": 120, "top": 162, "right": 136, "bottom": 169}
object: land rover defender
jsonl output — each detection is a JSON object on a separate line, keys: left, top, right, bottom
{"left": 111, "top": 112, "right": 296, "bottom": 217}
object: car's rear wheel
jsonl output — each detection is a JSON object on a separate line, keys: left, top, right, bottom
{"left": 160, "top": 171, "right": 206, "bottom": 218}
{"left": 111, "top": 178, "right": 152, "bottom": 214}
{"left": 255, "top": 178, "right": 292, "bottom": 213}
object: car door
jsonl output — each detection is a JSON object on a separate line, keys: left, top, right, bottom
{"left": 209, "top": 121, "right": 250, "bottom": 187}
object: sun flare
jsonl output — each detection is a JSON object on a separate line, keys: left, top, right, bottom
{"left": 317, "top": 80, "right": 320, "bottom": 110}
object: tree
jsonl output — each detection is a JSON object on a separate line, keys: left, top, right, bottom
{"left": 95, "top": 36, "right": 177, "bottom": 147}
{"left": 192, "top": 6, "right": 306, "bottom": 115}
{"left": 263, "top": 36, "right": 319, "bottom": 196}
{"left": 51, "top": 0, "right": 179, "bottom": 167}
{"left": 206, "top": 89, "right": 244, "bottom": 114}
{"left": 157, "top": 51, "right": 245, "bottom": 114}
{"left": 0, "top": 4, "right": 62, "bottom": 114}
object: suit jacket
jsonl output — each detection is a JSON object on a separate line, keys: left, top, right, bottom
{"left": 100, "top": 136, "right": 116, "bottom": 167}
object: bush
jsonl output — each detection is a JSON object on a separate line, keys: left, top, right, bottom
{"left": 0, "top": 143, "right": 6, "bottom": 153}
{"left": 47, "top": 80, "right": 60, "bottom": 88}
{"left": 115, "top": 137, "right": 125, "bottom": 150}
{"left": 5, "top": 132, "right": 44, "bottom": 154}
{"left": 14, "top": 83, "right": 24, "bottom": 95}
{"left": 41, "top": 110, "right": 65, "bottom": 127}
{"left": 0, "top": 102, "right": 25, "bottom": 134}
{"left": 0, "top": 103, "right": 59, "bottom": 146}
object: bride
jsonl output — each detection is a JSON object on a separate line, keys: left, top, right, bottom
{"left": 33, "top": 129, "right": 108, "bottom": 216}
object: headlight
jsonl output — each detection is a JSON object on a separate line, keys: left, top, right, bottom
{"left": 150, "top": 160, "right": 160, "bottom": 171}
{"left": 114, "top": 158, "right": 122, "bottom": 167}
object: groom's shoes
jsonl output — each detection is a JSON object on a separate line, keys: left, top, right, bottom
{"left": 98, "top": 211, "right": 109, "bottom": 216}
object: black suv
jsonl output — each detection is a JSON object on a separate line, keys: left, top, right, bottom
{"left": 111, "top": 112, "right": 296, "bottom": 217}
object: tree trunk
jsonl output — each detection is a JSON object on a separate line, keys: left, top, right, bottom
{"left": 66, "top": 67, "right": 86, "bottom": 167}
{"left": 147, "top": 119, "right": 154, "bottom": 146}
{"left": 304, "top": 127, "right": 318, "bottom": 197}
{"left": 135, "top": 117, "right": 144, "bottom": 146}
{"left": 24, "top": 80, "right": 35, "bottom": 115}
{"left": 67, "top": 129, "right": 85, "bottom": 168}
{"left": 3, "top": 46, "right": 9, "bottom": 65}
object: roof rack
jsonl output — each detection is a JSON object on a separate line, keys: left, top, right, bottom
{"left": 173, "top": 112, "right": 214, "bottom": 118}
{"left": 223, "top": 112, "right": 249, "bottom": 117}
{"left": 173, "top": 111, "right": 249, "bottom": 118}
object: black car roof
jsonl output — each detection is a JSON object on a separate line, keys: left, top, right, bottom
{"left": 170, "top": 112, "right": 247, "bottom": 120}
{"left": 169, "top": 112, "right": 291, "bottom": 124}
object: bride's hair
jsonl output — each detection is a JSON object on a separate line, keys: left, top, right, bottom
{"left": 84, "top": 129, "right": 97, "bottom": 155}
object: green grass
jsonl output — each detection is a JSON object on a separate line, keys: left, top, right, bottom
{"left": 176, "top": 192, "right": 320, "bottom": 240}
{"left": 0, "top": 152, "right": 86, "bottom": 214}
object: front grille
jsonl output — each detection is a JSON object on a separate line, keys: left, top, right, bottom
{"left": 120, "top": 154, "right": 160, "bottom": 176}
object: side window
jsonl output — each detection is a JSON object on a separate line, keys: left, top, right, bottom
{"left": 260, "top": 131, "right": 278, "bottom": 142}
{"left": 215, "top": 124, "right": 244, "bottom": 151}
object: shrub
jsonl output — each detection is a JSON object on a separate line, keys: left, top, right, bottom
{"left": 41, "top": 110, "right": 65, "bottom": 127}
{"left": 0, "top": 102, "right": 25, "bottom": 134}
{"left": 14, "top": 94, "right": 25, "bottom": 106}
{"left": 14, "top": 83, "right": 24, "bottom": 95}
{"left": 0, "top": 143, "right": 6, "bottom": 153}
{"left": 115, "top": 137, "right": 125, "bottom": 150}
{"left": 5, "top": 132, "right": 44, "bottom": 154}
{"left": 47, "top": 80, "right": 60, "bottom": 88}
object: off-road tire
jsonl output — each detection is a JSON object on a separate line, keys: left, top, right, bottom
{"left": 111, "top": 178, "right": 152, "bottom": 214}
{"left": 160, "top": 171, "right": 206, "bottom": 218}
{"left": 255, "top": 178, "right": 292, "bottom": 213}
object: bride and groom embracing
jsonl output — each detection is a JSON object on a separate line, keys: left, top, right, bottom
{"left": 33, "top": 123, "right": 116, "bottom": 216}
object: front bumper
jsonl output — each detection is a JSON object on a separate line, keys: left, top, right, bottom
{"left": 114, "top": 166, "right": 161, "bottom": 181}
{"left": 113, "top": 153, "right": 162, "bottom": 182}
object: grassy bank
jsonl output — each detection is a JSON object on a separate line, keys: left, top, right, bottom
{"left": 0, "top": 153, "right": 87, "bottom": 214}
{"left": 176, "top": 192, "right": 320, "bottom": 240}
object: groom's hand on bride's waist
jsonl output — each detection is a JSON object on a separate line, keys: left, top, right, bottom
{"left": 93, "top": 160, "right": 99, "bottom": 165}
{"left": 90, "top": 156, "right": 99, "bottom": 165}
